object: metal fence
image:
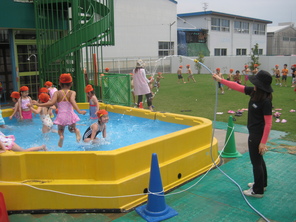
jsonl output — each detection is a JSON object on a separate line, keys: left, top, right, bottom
{"left": 101, "top": 55, "right": 296, "bottom": 75}
{"left": 94, "top": 73, "right": 131, "bottom": 106}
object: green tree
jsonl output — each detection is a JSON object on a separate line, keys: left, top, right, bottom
{"left": 195, "top": 52, "right": 205, "bottom": 74}
{"left": 250, "top": 43, "right": 261, "bottom": 70}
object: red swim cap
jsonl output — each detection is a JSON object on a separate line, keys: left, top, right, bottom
{"left": 59, "top": 73, "right": 72, "bottom": 83}
{"left": 97, "top": 109, "right": 108, "bottom": 118}
{"left": 10, "top": 91, "right": 20, "bottom": 99}
{"left": 39, "top": 93, "right": 50, "bottom": 103}
{"left": 20, "top": 86, "right": 29, "bottom": 92}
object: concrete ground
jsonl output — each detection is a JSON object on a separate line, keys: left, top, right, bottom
{"left": 215, "top": 128, "right": 249, "bottom": 154}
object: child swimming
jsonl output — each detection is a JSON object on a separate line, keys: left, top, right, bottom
{"left": 33, "top": 73, "right": 86, "bottom": 147}
{"left": 82, "top": 109, "right": 109, "bottom": 143}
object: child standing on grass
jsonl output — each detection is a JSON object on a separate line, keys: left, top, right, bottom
{"left": 273, "top": 65, "right": 281, "bottom": 86}
{"left": 177, "top": 66, "right": 186, "bottom": 84}
{"left": 33, "top": 73, "right": 86, "bottom": 147}
{"left": 291, "top": 64, "right": 296, "bottom": 88}
{"left": 226, "top": 69, "right": 234, "bottom": 90}
{"left": 242, "top": 65, "right": 251, "bottom": 85}
{"left": 233, "top": 70, "right": 242, "bottom": 84}
{"left": 29, "top": 93, "right": 56, "bottom": 133}
{"left": 216, "top": 68, "right": 224, "bottom": 94}
{"left": 252, "top": 64, "right": 259, "bottom": 75}
{"left": 186, "top": 65, "right": 196, "bottom": 83}
{"left": 0, "top": 132, "right": 47, "bottom": 152}
{"left": 18, "top": 86, "right": 33, "bottom": 120}
{"left": 82, "top": 109, "right": 109, "bottom": 143}
{"left": 281, "top": 64, "right": 288, "bottom": 87}
{"left": 85, "top": 84, "right": 100, "bottom": 119}
{"left": 154, "top": 72, "right": 164, "bottom": 88}
{"left": 9, "top": 91, "right": 20, "bottom": 120}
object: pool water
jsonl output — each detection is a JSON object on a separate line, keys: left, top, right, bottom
{"left": 1, "top": 111, "right": 189, "bottom": 151}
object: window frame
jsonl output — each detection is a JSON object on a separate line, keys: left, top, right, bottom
{"left": 234, "top": 21, "right": 249, "bottom": 34}
{"left": 253, "top": 23, "right": 266, "bottom": 35}
{"left": 236, "top": 48, "right": 247, "bottom": 56}
{"left": 214, "top": 48, "right": 227, "bottom": 56}
{"left": 158, "top": 41, "right": 174, "bottom": 57}
{"left": 211, "top": 18, "right": 230, "bottom": 32}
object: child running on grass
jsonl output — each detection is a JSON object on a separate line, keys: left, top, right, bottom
{"left": 33, "top": 73, "right": 86, "bottom": 147}
{"left": 85, "top": 84, "right": 100, "bottom": 119}
{"left": 82, "top": 109, "right": 109, "bottom": 143}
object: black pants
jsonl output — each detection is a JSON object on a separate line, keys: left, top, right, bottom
{"left": 137, "top": 93, "right": 153, "bottom": 107}
{"left": 248, "top": 133, "right": 267, "bottom": 194}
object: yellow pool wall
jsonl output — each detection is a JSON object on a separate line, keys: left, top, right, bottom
{"left": 0, "top": 103, "right": 220, "bottom": 213}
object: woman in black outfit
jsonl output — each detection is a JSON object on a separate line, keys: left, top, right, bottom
{"left": 213, "top": 70, "right": 273, "bottom": 198}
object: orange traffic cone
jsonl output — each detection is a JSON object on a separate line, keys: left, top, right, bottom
{"left": 0, "top": 192, "right": 9, "bottom": 222}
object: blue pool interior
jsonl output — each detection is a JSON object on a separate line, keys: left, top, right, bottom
{"left": 1, "top": 111, "right": 190, "bottom": 151}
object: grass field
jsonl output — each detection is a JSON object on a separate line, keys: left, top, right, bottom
{"left": 149, "top": 73, "right": 296, "bottom": 142}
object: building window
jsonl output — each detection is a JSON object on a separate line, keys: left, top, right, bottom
{"left": 253, "top": 23, "right": 265, "bottom": 35}
{"left": 211, "top": 18, "right": 230, "bottom": 32}
{"left": 185, "top": 31, "right": 207, "bottom": 43}
{"left": 158, "top": 42, "right": 174, "bottom": 57}
{"left": 214, "top": 48, "right": 227, "bottom": 56}
{"left": 236, "top": 48, "right": 247, "bottom": 55}
{"left": 290, "top": 37, "right": 296, "bottom": 41}
{"left": 0, "top": 29, "right": 9, "bottom": 43}
{"left": 283, "top": 37, "right": 289, "bottom": 41}
{"left": 258, "top": 49, "right": 263, "bottom": 55}
{"left": 234, "top": 21, "right": 249, "bottom": 33}
{"left": 211, "top": 18, "right": 220, "bottom": 31}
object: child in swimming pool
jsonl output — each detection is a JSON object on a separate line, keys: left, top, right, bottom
{"left": 0, "top": 109, "right": 5, "bottom": 128}
{"left": 38, "top": 87, "right": 56, "bottom": 118}
{"left": 9, "top": 91, "right": 20, "bottom": 120}
{"left": 0, "top": 132, "right": 47, "bottom": 152}
{"left": 18, "top": 86, "right": 33, "bottom": 121}
{"left": 33, "top": 73, "right": 86, "bottom": 147}
{"left": 85, "top": 84, "right": 100, "bottom": 119}
{"left": 44, "top": 81, "right": 58, "bottom": 98}
{"left": 29, "top": 93, "right": 56, "bottom": 133}
{"left": 82, "top": 109, "right": 109, "bottom": 143}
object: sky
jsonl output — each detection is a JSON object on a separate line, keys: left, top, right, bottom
{"left": 177, "top": 0, "right": 296, "bottom": 27}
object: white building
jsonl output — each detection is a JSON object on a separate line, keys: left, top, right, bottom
{"left": 102, "top": 0, "right": 178, "bottom": 59}
{"left": 177, "top": 11, "right": 272, "bottom": 57}
{"left": 267, "top": 23, "right": 296, "bottom": 56}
